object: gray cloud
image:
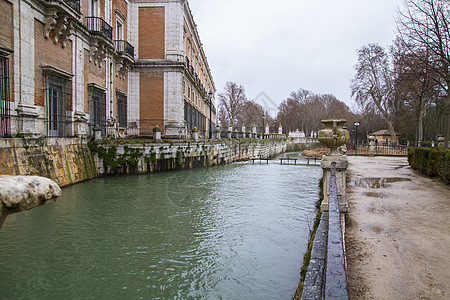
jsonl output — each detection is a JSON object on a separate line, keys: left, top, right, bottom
{"left": 189, "top": 0, "right": 402, "bottom": 112}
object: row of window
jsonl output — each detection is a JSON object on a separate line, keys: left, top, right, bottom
{"left": 183, "top": 80, "right": 210, "bottom": 115}
{"left": 184, "top": 28, "right": 212, "bottom": 94}
{"left": 185, "top": 100, "right": 211, "bottom": 133}
{"left": 0, "top": 58, "right": 127, "bottom": 138}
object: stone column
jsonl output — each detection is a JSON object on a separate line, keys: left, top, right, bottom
{"left": 318, "top": 119, "right": 350, "bottom": 213}
{"left": 321, "top": 156, "right": 348, "bottom": 212}
{"left": 368, "top": 135, "right": 376, "bottom": 156}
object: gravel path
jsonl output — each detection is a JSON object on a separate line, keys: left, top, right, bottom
{"left": 345, "top": 156, "right": 450, "bottom": 300}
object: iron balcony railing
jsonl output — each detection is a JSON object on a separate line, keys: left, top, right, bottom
{"left": 86, "top": 17, "right": 113, "bottom": 40}
{"left": 63, "top": 0, "right": 81, "bottom": 12}
{"left": 115, "top": 40, "right": 134, "bottom": 57}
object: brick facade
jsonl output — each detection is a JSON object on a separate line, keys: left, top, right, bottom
{"left": 0, "top": 0, "right": 215, "bottom": 139}
{"left": 139, "top": 7, "right": 165, "bottom": 59}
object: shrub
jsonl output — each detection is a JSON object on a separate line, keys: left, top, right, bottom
{"left": 408, "top": 148, "right": 450, "bottom": 183}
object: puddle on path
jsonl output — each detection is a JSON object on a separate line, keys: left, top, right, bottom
{"left": 354, "top": 177, "right": 411, "bottom": 189}
{"left": 372, "top": 226, "right": 384, "bottom": 234}
{"left": 368, "top": 205, "right": 396, "bottom": 215}
{"left": 365, "top": 192, "right": 387, "bottom": 198}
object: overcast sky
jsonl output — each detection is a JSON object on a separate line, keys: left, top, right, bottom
{"left": 188, "top": 0, "right": 404, "bottom": 114}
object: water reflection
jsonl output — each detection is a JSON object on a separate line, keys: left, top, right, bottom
{"left": 0, "top": 154, "right": 321, "bottom": 299}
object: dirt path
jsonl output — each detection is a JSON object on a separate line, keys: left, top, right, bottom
{"left": 345, "top": 156, "right": 450, "bottom": 300}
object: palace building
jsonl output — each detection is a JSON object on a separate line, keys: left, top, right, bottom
{"left": 0, "top": 0, "right": 216, "bottom": 139}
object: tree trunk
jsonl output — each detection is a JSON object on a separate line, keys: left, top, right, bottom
{"left": 445, "top": 93, "right": 450, "bottom": 148}
{"left": 386, "top": 119, "right": 398, "bottom": 143}
{"left": 417, "top": 105, "right": 426, "bottom": 146}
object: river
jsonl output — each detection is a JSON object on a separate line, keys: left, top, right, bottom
{"left": 0, "top": 152, "right": 322, "bottom": 299}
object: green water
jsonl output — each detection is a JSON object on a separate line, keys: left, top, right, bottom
{"left": 0, "top": 153, "right": 322, "bottom": 299}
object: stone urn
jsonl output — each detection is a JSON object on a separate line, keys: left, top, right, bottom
{"left": 437, "top": 135, "right": 445, "bottom": 148}
{"left": 318, "top": 119, "right": 350, "bottom": 156}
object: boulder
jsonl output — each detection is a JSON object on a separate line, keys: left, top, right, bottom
{"left": 0, "top": 176, "right": 62, "bottom": 216}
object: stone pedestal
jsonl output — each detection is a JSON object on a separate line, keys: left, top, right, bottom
{"left": 368, "top": 135, "right": 376, "bottom": 156}
{"left": 73, "top": 112, "right": 88, "bottom": 137}
{"left": 192, "top": 131, "right": 199, "bottom": 142}
{"left": 437, "top": 135, "right": 444, "bottom": 148}
{"left": 17, "top": 104, "right": 40, "bottom": 137}
{"left": 153, "top": 131, "right": 161, "bottom": 140}
{"left": 320, "top": 155, "right": 348, "bottom": 213}
{"left": 93, "top": 125, "right": 102, "bottom": 141}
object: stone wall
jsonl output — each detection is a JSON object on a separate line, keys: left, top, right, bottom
{"left": 0, "top": 138, "right": 96, "bottom": 187}
{"left": 91, "top": 138, "right": 293, "bottom": 175}
{"left": 0, "top": 137, "right": 302, "bottom": 186}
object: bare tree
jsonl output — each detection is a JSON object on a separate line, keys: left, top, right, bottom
{"left": 396, "top": 0, "right": 449, "bottom": 144}
{"left": 351, "top": 44, "right": 400, "bottom": 142}
{"left": 238, "top": 100, "right": 265, "bottom": 128}
{"left": 217, "top": 82, "right": 247, "bottom": 127}
{"left": 277, "top": 89, "right": 312, "bottom": 133}
{"left": 277, "top": 88, "right": 353, "bottom": 136}
{"left": 217, "top": 107, "right": 229, "bottom": 128}
{"left": 392, "top": 38, "right": 437, "bottom": 145}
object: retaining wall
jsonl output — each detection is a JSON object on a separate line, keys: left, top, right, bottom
{"left": 0, "top": 137, "right": 298, "bottom": 186}
{"left": 91, "top": 138, "right": 293, "bottom": 175}
{"left": 0, "top": 138, "right": 96, "bottom": 187}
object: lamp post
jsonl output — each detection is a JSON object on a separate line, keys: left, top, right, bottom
{"left": 262, "top": 112, "right": 266, "bottom": 139}
{"left": 354, "top": 122, "right": 360, "bottom": 156}
{"left": 208, "top": 91, "right": 213, "bottom": 139}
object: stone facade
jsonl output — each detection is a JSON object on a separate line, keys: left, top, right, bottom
{"left": 129, "top": 0, "right": 216, "bottom": 138}
{"left": 0, "top": 0, "right": 215, "bottom": 139}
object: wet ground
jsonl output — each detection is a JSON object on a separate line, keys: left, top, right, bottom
{"left": 345, "top": 156, "right": 450, "bottom": 300}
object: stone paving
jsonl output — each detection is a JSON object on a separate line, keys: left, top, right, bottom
{"left": 345, "top": 156, "right": 450, "bottom": 299}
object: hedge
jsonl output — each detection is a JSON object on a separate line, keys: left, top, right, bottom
{"left": 408, "top": 148, "right": 450, "bottom": 183}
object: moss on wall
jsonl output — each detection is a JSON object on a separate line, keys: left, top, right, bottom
{"left": 0, "top": 138, "right": 97, "bottom": 187}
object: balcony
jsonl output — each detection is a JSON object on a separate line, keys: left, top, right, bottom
{"left": 63, "top": 0, "right": 80, "bottom": 13}
{"left": 43, "top": 0, "right": 81, "bottom": 47}
{"left": 86, "top": 17, "right": 113, "bottom": 40}
{"left": 115, "top": 40, "right": 134, "bottom": 58}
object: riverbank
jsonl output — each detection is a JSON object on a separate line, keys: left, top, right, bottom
{"left": 301, "top": 147, "right": 330, "bottom": 158}
{"left": 345, "top": 156, "right": 450, "bottom": 299}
